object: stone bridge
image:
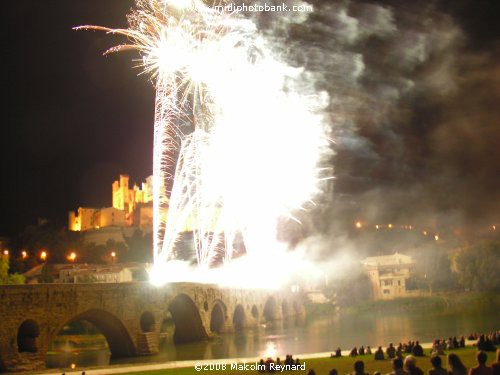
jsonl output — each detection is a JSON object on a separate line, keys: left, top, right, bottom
{"left": 0, "top": 282, "right": 305, "bottom": 372}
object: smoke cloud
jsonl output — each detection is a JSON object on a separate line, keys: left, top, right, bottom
{"left": 240, "top": 0, "right": 499, "bottom": 253}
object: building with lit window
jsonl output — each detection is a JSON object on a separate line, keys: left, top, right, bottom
{"left": 362, "top": 253, "right": 414, "bottom": 300}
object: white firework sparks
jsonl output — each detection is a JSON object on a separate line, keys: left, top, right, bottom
{"left": 77, "top": 0, "right": 330, "bottom": 288}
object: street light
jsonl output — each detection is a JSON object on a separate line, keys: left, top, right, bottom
{"left": 67, "top": 252, "right": 77, "bottom": 262}
{"left": 2, "top": 250, "right": 8, "bottom": 256}
{"left": 111, "top": 251, "right": 116, "bottom": 263}
{"left": 40, "top": 251, "right": 47, "bottom": 261}
{"left": 21, "top": 250, "right": 28, "bottom": 259}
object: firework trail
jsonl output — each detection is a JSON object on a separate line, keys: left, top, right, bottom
{"left": 76, "top": 0, "right": 329, "bottom": 288}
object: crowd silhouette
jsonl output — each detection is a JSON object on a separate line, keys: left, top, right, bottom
{"left": 257, "top": 331, "right": 499, "bottom": 375}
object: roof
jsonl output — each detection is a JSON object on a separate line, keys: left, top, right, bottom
{"left": 362, "top": 252, "right": 413, "bottom": 267}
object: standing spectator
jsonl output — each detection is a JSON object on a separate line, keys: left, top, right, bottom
{"left": 470, "top": 351, "right": 493, "bottom": 375}
{"left": 429, "top": 355, "right": 448, "bottom": 375}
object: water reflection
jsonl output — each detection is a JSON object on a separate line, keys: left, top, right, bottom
{"left": 47, "top": 310, "right": 499, "bottom": 369}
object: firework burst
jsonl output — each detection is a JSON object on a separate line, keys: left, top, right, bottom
{"left": 77, "top": 0, "right": 329, "bottom": 288}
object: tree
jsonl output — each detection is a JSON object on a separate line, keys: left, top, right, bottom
{"left": 452, "top": 241, "right": 500, "bottom": 292}
{"left": 407, "top": 244, "right": 458, "bottom": 293}
{"left": 123, "top": 230, "right": 153, "bottom": 263}
{"left": 0, "top": 255, "right": 25, "bottom": 285}
{"left": 38, "top": 263, "right": 54, "bottom": 284}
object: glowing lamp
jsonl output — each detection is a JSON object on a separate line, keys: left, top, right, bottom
{"left": 2, "top": 250, "right": 8, "bottom": 256}
{"left": 21, "top": 251, "right": 28, "bottom": 259}
{"left": 40, "top": 251, "right": 47, "bottom": 261}
{"left": 67, "top": 252, "right": 77, "bottom": 262}
{"left": 355, "top": 221, "right": 362, "bottom": 229}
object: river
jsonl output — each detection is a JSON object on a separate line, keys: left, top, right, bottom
{"left": 46, "top": 310, "right": 499, "bottom": 369}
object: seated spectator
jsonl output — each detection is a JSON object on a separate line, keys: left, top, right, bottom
{"left": 447, "top": 338, "right": 454, "bottom": 350}
{"left": 351, "top": 347, "right": 359, "bottom": 357}
{"left": 258, "top": 359, "right": 266, "bottom": 373}
{"left": 491, "top": 349, "right": 500, "bottom": 375}
{"left": 374, "top": 372, "right": 381, "bottom": 375}
{"left": 330, "top": 369, "right": 338, "bottom": 375}
{"left": 352, "top": 360, "right": 370, "bottom": 375}
{"left": 470, "top": 351, "right": 493, "bottom": 375}
{"left": 367, "top": 346, "right": 373, "bottom": 355}
{"left": 448, "top": 353, "right": 468, "bottom": 375}
{"left": 408, "top": 342, "right": 415, "bottom": 354}
{"left": 307, "top": 370, "right": 316, "bottom": 375}
{"left": 413, "top": 341, "right": 425, "bottom": 357}
{"left": 335, "top": 348, "right": 342, "bottom": 358}
{"left": 404, "top": 355, "right": 424, "bottom": 375}
{"left": 389, "top": 358, "right": 409, "bottom": 375}
{"left": 387, "top": 343, "right": 397, "bottom": 359}
{"left": 477, "top": 335, "right": 496, "bottom": 352}
{"left": 360, "top": 346, "right": 366, "bottom": 356}
{"left": 265, "top": 357, "right": 275, "bottom": 373}
{"left": 432, "top": 340, "right": 445, "bottom": 356}
{"left": 374, "top": 346, "right": 385, "bottom": 360}
{"left": 429, "top": 354, "right": 447, "bottom": 375}
{"left": 459, "top": 337, "right": 466, "bottom": 348}
{"left": 453, "top": 337, "right": 459, "bottom": 349}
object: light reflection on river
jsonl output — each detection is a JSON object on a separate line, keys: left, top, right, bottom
{"left": 46, "top": 310, "right": 499, "bottom": 369}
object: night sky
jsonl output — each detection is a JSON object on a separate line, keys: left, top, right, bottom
{"left": 1, "top": 0, "right": 499, "bottom": 236}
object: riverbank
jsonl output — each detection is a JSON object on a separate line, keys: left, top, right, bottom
{"left": 29, "top": 341, "right": 495, "bottom": 375}
{"left": 344, "top": 292, "right": 500, "bottom": 315}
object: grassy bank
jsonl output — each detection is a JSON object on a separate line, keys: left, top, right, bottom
{"left": 124, "top": 346, "right": 494, "bottom": 375}
{"left": 345, "top": 292, "right": 500, "bottom": 315}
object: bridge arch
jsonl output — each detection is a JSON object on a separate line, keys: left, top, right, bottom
{"left": 210, "top": 300, "right": 227, "bottom": 334}
{"left": 169, "top": 294, "right": 208, "bottom": 343}
{"left": 17, "top": 319, "right": 40, "bottom": 353}
{"left": 263, "top": 296, "right": 279, "bottom": 321}
{"left": 140, "top": 311, "right": 156, "bottom": 333}
{"left": 251, "top": 305, "right": 259, "bottom": 320}
{"left": 233, "top": 304, "right": 246, "bottom": 330}
{"left": 50, "top": 309, "right": 136, "bottom": 358}
{"left": 0, "top": 349, "right": 5, "bottom": 372}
